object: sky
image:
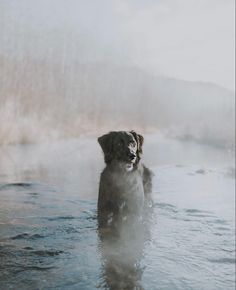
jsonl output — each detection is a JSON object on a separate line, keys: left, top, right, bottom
{"left": 0, "top": 0, "right": 235, "bottom": 90}
{"left": 111, "top": 0, "right": 235, "bottom": 90}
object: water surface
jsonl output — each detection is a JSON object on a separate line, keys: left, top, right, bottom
{"left": 0, "top": 135, "right": 235, "bottom": 289}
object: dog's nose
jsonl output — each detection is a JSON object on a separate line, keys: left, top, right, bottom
{"left": 128, "top": 153, "right": 136, "bottom": 160}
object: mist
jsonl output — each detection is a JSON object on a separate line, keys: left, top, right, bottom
{"left": 0, "top": 0, "right": 235, "bottom": 148}
{"left": 0, "top": 2, "right": 235, "bottom": 289}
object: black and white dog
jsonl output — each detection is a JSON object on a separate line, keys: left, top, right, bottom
{"left": 97, "top": 131, "right": 153, "bottom": 227}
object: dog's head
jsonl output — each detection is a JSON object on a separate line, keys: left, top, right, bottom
{"left": 98, "top": 131, "right": 144, "bottom": 166}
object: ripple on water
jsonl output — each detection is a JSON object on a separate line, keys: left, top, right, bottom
{"left": 0, "top": 182, "right": 57, "bottom": 193}
{"left": 0, "top": 182, "right": 34, "bottom": 189}
{"left": 208, "top": 258, "right": 236, "bottom": 264}
{"left": 155, "top": 202, "right": 179, "bottom": 213}
{"left": 28, "top": 249, "right": 64, "bottom": 257}
{"left": 10, "top": 233, "right": 45, "bottom": 240}
{"left": 46, "top": 215, "right": 77, "bottom": 221}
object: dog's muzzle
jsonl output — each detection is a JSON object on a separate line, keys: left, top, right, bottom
{"left": 127, "top": 151, "right": 136, "bottom": 162}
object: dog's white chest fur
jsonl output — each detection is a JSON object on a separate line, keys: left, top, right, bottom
{"left": 108, "top": 166, "right": 145, "bottom": 214}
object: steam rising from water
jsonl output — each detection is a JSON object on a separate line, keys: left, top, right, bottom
{"left": 0, "top": 61, "right": 234, "bottom": 148}
{"left": 0, "top": 1, "right": 235, "bottom": 147}
{"left": 0, "top": 3, "right": 234, "bottom": 289}
{"left": 0, "top": 136, "right": 235, "bottom": 289}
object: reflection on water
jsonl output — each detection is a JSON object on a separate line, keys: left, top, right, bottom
{"left": 98, "top": 209, "right": 152, "bottom": 290}
{"left": 0, "top": 135, "right": 235, "bottom": 290}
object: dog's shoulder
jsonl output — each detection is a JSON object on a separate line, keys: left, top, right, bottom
{"left": 142, "top": 164, "right": 154, "bottom": 179}
{"left": 137, "top": 163, "right": 154, "bottom": 178}
{"left": 138, "top": 163, "right": 154, "bottom": 198}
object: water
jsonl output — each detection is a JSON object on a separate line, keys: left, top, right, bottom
{"left": 0, "top": 134, "right": 235, "bottom": 290}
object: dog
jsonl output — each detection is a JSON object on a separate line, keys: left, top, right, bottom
{"left": 97, "top": 130, "right": 153, "bottom": 228}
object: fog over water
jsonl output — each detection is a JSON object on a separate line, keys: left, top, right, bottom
{"left": 0, "top": 0, "right": 235, "bottom": 146}
{"left": 0, "top": 1, "right": 235, "bottom": 290}
{"left": 0, "top": 135, "right": 235, "bottom": 290}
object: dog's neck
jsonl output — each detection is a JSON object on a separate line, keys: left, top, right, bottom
{"left": 107, "top": 160, "right": 138, "bottom": 172}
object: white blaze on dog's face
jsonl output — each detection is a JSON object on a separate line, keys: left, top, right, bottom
{"left": 115, "top": 132, "right": 137, "bottom": 163}
{"left": 98, "top": 131, "right": 144, "bottom": 168}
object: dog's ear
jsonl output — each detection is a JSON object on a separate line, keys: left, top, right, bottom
{"left": 98, "top": 132, "right": 114, "bottom": 164}
{"left": 130, "top": 130, "right": 144, "bottom": 154}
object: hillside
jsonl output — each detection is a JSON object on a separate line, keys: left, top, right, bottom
{"left": 0, "top": 57, "right": 234, "bottom": 147}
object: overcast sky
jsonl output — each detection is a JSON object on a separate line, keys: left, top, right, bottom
{"left": 117, "top": 0, "right": 235, "bottom": 90}
{"left": 1, "top": 0, "right": 235, "bottom": 90}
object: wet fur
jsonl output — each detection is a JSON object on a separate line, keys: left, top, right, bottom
{"left": 97, "top": 131, "right": 153, "bottom": 227}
